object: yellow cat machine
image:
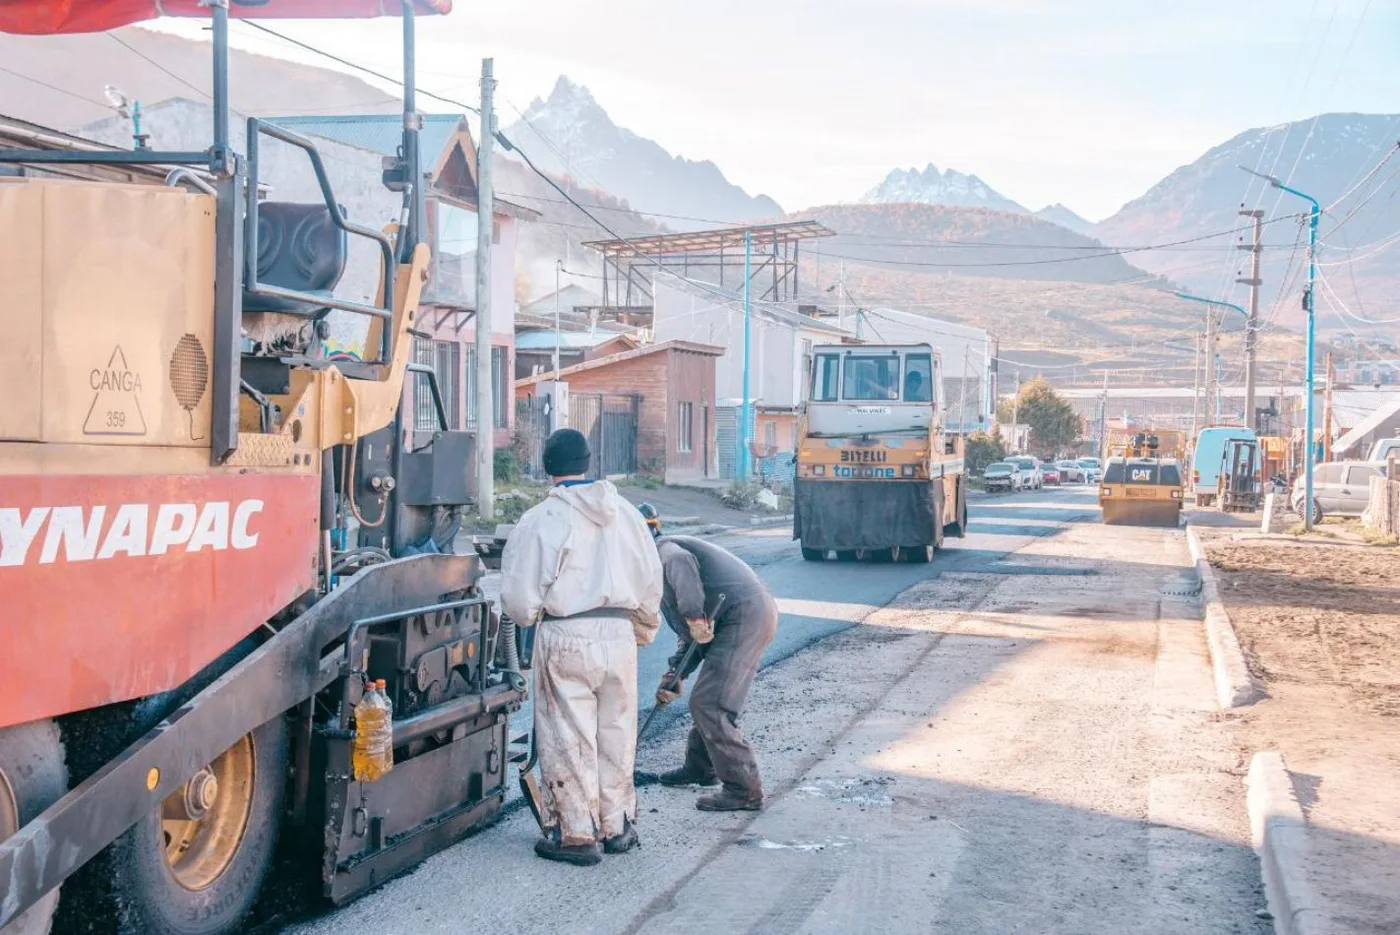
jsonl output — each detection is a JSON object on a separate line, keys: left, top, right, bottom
{"left": 0, "top": 3, "right": 529, "bottom": 933}
{"left": 1098, "top": 433, "right": 1185, "bottom": 527}
{"left": 793, "top": 343, "right": 967, "bottom": 563}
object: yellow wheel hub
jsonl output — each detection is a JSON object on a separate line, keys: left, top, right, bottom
{"left": 160, "top": 734, "right": 255, "bottom": 891}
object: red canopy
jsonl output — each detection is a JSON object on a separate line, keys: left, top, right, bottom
{"left": 0, "top": 0, "right": 451, "bottom": 35}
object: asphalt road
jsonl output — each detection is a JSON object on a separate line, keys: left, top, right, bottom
{"left": 282, "top": 485, "right": 1195, "bottom": 935}
{"left": 494, "top": 487, "right": 1100, "bottom": 750}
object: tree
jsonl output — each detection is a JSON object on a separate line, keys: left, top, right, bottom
{"left": 998, "top": 376, "right": 1080, "bottom": 455}
{"left": 964, "top": 429, "right": 1008, "bottom": 475}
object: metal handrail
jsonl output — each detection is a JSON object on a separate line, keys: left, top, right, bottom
{"left": 244, "top": 118, "right": 398, "bottom": 362}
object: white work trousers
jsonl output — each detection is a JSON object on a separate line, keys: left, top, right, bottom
{"left": 533, "top": 615, "right": 639, "bottom": 846}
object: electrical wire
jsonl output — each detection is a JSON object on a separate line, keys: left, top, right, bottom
{"left": 0, "top": 65, "right": 112, "bottom": 108}
{"left": 240, "top": 20, "right": 481, "bottom": 115}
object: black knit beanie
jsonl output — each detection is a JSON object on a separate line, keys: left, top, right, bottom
{"left": 542, "top": 428, "right": 591, "bottom": 478}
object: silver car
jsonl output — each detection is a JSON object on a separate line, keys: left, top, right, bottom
{"left": 1056, "top": 460, "right": 1087, "bottom": 483}
{"left": 1291, "top": 461, "right": 1384, "bottom": 520}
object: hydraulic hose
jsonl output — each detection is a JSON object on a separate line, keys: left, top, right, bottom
{"left": 497, "top": 614, "right": 527, "bottom": 694}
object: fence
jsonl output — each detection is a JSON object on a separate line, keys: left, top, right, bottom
{"left": 514, "top": 392, "right": 639, "bottom": 480}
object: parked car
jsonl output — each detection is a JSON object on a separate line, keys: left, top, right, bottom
{"left": 1041, "top": 464, "right": 1062, "bottom": 485}
{"left": 1367, "top": 438, "right": 1400, "bottom": 463}
{"left": 1007, "top": 456, "right": 1042, "bottom": 489}
{"left": 1056, "top": 459, "right": 1087, "bottom": 483}
{"left": 983, "top": 461, "right": 1019, "bottom": 492}
{"left": 1290, "top": 461, "right": 1384, "bottom": 521}
{"left": 1078, "top": 460, "right": 1103, "bottom": 484}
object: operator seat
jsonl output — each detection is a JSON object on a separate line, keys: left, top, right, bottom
{"left": 242, "top": 202, "right": 347, "bottom": 316}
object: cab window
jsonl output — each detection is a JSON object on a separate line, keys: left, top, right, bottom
{"left": 842, "top": 355, "right": 900, "bottom": 401}
{"left": 903, "top": 354, "right": 933, "bottom": 402}
{"left": 811, "top": 353, "right": 840, "bottom": 402}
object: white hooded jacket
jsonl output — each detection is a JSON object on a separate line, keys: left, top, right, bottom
{"left": 500, "top": 480, "right": 663, "bottom": 645}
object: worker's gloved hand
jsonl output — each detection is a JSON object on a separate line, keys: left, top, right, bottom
{"left": 655, "top": 673, "right": 684, "bottom": 706}
{"left": 686, "top": 617, "right": 715, "bottom": 644}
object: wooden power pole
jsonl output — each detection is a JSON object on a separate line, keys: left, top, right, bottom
{"left": 1238, "top": 208, "right": 1264, "bottom": 431}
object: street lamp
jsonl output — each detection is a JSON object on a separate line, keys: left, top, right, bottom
{"left": 1238, "top": 166, "right": 1321, "bottom": 530}
{"left": 1175, "top": 292, "right": 1246, "bottom": 426}
{"left": 103, "top": 84, "right": 148, "bottom": 150}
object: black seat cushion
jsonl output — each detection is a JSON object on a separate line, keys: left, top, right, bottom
{"left": 243, "top": 202, "right": 347, "bottom": 315}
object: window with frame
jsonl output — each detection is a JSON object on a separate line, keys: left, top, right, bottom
{"left": 464, "top": 345, "right": 510, "bottom": 431}
{"left": 677, "top": 401, "right": 694, "bottom": 453}
{"left": 414, "top": 338, "right": 460, "bottom": 431}
{"left": 903, "top": 353, "right": 933, "bottom": 402}
{"left": 811, "top": 353, "right": 840, "bottom": 402}
{"left": 842, "top": 354, "right": 900, "bottom": 401}
{"left": 764, "top": 420, "right": 777, "bottom": 447}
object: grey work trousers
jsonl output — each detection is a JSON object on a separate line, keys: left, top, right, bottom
{"left": 682, "top": 594, "right": 779, "bottom": 798}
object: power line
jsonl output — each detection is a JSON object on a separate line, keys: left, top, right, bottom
{"left": 239, "top": 20, "right": 480, "bottom": 115}
{"left": 0, "top": 65, "right": 112, "bottom": 109}
{"left": 107, "top": 32, "right": 210, "bottom": 101}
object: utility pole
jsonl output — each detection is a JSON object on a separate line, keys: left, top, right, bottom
{"left": 837, "top": 260, "right": 846, "bottom": 332}
{"left": 1204, "top": 305, "right": 1217, "bottom": 428}
{"left": 1011, "top": 372, "right": 1021, "bottom": 453}
{"left": 1238, "top": 166, "right": 1320, "bottom": 528}
{"left": 738, "top": 228, "right": 753, "bottom": 482}
{"left": 1238, "top": 208, "right": 1264, "bottom": 430}
{"left": 1190, "top": 331, "right": 1202, "bottom": 441}
{"left": 475, "top": 58, "right": 495, "bottom": 518}
{"left": 553, "top": 259, "right": 562, "bottom": 375}
{"left": 1323, "top": 351, "right": 1335, "bottom": 461}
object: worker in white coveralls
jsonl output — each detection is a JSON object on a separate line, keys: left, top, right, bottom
{"left": 500, "top": 428, "right": 663, "bottom": 866}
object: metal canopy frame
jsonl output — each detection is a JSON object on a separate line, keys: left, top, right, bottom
{"left": 583, "top": 220, "right": 834, "bottom": 308}
{"left": 0, "top": 0, "right": 428, "bottom": 466}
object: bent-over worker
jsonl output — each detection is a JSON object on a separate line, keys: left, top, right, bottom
{"left": 501, "top": 429, "right": 663, "bottom": 866}
{"left": 653, "top": 534, "right": 779, "bottom": 811}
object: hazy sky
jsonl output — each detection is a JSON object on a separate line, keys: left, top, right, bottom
{"left": 153, "top": 0, "right": 1399, "bottom": 221}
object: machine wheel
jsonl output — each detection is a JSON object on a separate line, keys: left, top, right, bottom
{"left": 945, "top": 479, "right": 969, "bottom": 539}
{"left": 801, "top": 546, "right": 826, "bottom": 562}
{"left": 900, "top": 545, "right": 932, "bottom": 564}
{"left": 864, "top": 548, "right": 894, "bottom": 563}
{"left": 835, "top": 550, "right": 858, "bottom": 562}
{"left": 107, "top": 715, "right": 288, "bottom": 935}
{"left": 1197, "top": 493, "right": 1214, "bottom": 508}
{"left": 1296, "top": 498, "right": 1323, "bottom": 526}
{"left": 0, "top": 720, "right": 68, "bottom": 935}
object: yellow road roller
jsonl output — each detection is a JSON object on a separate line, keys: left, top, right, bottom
{"left": 1099, "top": 455, "right": 1185, "bottom": 527}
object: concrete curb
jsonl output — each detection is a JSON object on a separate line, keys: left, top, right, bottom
{"left": 1186, "top": 524, "right": 1263, "bottom": 708}
{"left": 1248, "top": 751, "right": 1326, "bottom": 935}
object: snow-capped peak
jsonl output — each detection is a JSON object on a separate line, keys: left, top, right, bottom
{"left": 861, "top": 164, "right": 1027, "bottom": 214}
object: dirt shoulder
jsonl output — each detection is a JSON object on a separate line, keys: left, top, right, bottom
{"left": 1198, "top": 529, "right": 1400, "bottom": 934}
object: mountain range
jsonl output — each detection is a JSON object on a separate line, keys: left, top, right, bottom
{"left": 1095, "top": 112, "right": 1400, "bottom": 330}
{"left": 4, "top": 24, "right": 1394, "bottom": 349}
{"left": 504, "top": 77, "right": 782, "bottom": 232}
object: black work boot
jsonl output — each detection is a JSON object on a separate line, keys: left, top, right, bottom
{"left": 658, "top": 767, "right": 720, "bottom": 788}
{"left": 696, "top": 787, "right": 764, "bottom": 812}
{"left": 534, "top": 831, "right": 602, "bottom": 866}
{"left": 602, "top": 817, "right": 640, "bottom": 855}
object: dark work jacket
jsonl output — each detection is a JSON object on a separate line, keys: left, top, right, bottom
{"left": 657, "top": 535, "right": 771, "bottom": 679}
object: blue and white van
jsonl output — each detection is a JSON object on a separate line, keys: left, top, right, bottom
{"left": 1191, "top": 426, "right": 1259, "bottom": 507}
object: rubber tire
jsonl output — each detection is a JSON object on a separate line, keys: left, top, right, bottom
{"left": 1296, "top": 498, "right": 1323, "bottom": 526}
{"left": 945, "top": 479, "right": 969, "bottom": 539}
{"left": 107, "top": 715, "right": 288, "bottom": 935}
{"left": 835, "top": 550, "right": 858, "bottom": 562}
{"left": 865, "top": 548, "right": 894, "bottom": 563}
{"left": 901, "top": 545, "right": 932, "bottom": 564}
{"left": 0, "top": 720, "right": 68, "bottom": 935}
{"left": 801, "top": 546, "right": 825, "bottom": 562}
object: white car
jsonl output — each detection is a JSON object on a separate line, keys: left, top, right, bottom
{"left": 1291, "top": 461, "right": 1383, "bottom": 521}
{"left": 1008, "top": 456, "right": 1041, "bottom": 489}
{"left": 1056, "top": 459, "right": 1087, "bottom": 484}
